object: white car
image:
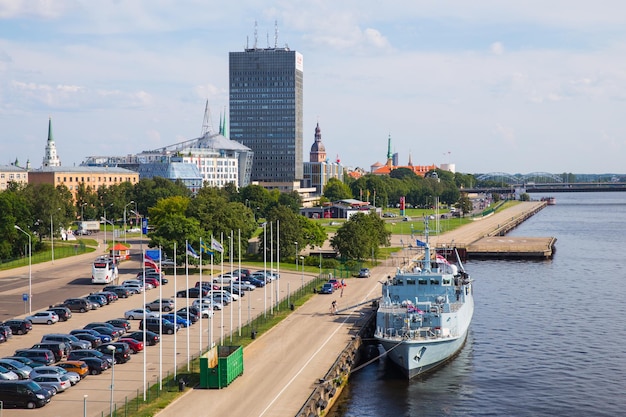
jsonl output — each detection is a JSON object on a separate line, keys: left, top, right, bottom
{"left": 209, "top": 289, "right": 238, "bottom": 301}
{"left": 192, "top": 299, "right": 223, "bottom": 311}
{"left": 30, "top": 366, "right": 80, "bottom": 386}
{"left": 124, "top": 309, "right": 160, "bottom": 320}
{"left": 231, "top": 280, "right": 256, "bottom": 291}
{"left": 25, "top": 311, "right": 59, "bottom": 325}
{"left": 212, "top": 274, "right": 235, "bottom": 284}
{"left": 0, "top": 366, "right": 19, "bottom": 380}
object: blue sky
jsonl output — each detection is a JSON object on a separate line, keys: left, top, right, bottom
{"left": 1, "top": 0, "right": 625, "bottom": 175}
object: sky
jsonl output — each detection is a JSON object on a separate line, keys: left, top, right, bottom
{"left": 1, "top": 0, "right": 625, "bottom": 175}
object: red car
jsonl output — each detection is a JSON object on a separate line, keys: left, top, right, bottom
{"left": 118, "top": 337, "right": 144, "bottom": 353}
{"left": 143, "top": 277, "right": 160, "bottom": 288}
{"left": 328, "top": 279, "right": 344, "bottom": 289}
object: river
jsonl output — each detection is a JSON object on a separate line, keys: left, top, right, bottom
{"left": 329, "top": 192, "right": 626, "bottom": 417}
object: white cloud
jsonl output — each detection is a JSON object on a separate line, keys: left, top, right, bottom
{"left": 490, "top": 42, "right": 504, "bottom": 55}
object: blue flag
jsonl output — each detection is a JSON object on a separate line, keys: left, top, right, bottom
{"left": 186, "top": 243, "right": 199, "bottom": 259}
{"left": 416, "top": 239, "right": 427, "bottom": 247}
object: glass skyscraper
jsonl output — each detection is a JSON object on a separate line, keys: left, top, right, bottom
{"left": 229, "top": 47, "right": 304, "bottom": 184}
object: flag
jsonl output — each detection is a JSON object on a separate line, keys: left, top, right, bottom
{"left": 436, "top": 254, "right": 450, "bottom": 264}
{"left": 211, "top": 237, "right": 223, "bottom": 253}
{"left": 186, "top": 243, "right": 199, "bottom": 259}
{"left": 416, "top": 239, "right": 427, "bottom": 247}
{"left": 200, "top": 238, "right": 213, "bottom": 255}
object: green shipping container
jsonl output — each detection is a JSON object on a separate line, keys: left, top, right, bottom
{"left": 199, "top": 345, "right": 244, "bottom": 389}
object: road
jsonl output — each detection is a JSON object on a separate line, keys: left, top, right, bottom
{"left": 0, "top": 236, "right": 318, "bottom": 417}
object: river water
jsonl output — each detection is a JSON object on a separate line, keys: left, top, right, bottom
{"left": 330, "top": 192, "right": 626, "bottom": 417}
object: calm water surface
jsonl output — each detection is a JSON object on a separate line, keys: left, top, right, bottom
{"left": 330, "top": 192, "right": 626, "bottom": 417}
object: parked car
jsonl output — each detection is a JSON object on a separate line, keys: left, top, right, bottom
{"left": 102, "top": 286, "right": 131, "bottom": 298}
{"left": 0, "top": 325, "right": 12, "bottom": 340}
{"left": 69, "top": 329, "right": 111, "bottom": 344}
{"left": 55, "top": 361, "right": 89, "bottom": 379}
{"left": 13, "top": 349, "right": 56, "bottom": 366}
{"left": 228, "top": 281, "right": 256, "bottom": 291}
{"left": 29, "top": 366, "right": 80, "bottom": 386}
{"left": 106, "top": 318, "right": 131, "bottom": 332}
{"left": 212, "top": 274, "right": 235, "bottom": 284}
{"left": 126, "top": 331, "right": 160, "bottom": 346}
{"left": 72, "top": 332, "right": 102, "bottom": 348}
{"left": 0, "top": 365, "right": 19, "bottom": 380}
{"left": 328, "top": 279, "right": 343, "bottom": 289}
{"left": 85, "top": 294, "right": 108, "bottom": 307}
{"left": 177, "top": 306, "right": 206, "bottom": 320}
{"left": 30, "top": 374, "right": 71, "bottom": 394}
{"left": 145, "top": 298, "right": 175, "bottom": 312}
{"left": 143, "top": 277, "right": 160, "bottom": 288}
{"left": 67, "top": 349, "right": 114, "bottom": 367}
{"left": 122, "top": 282, "right": 143, "bottom": 294}
{"left": 30, "top": 342, "right": 66, "bottom": 362}
{"left": 0, "top": 333, "right": 5, "bottom": 344}
{"left": 41, "top": 333, "right": 91, "bottom": 351}
{"left": 25, "top": 311, "right": 59, "bottom": 325}
{"left": 79, "top": 356, "right": 109, "bottom": 375}
{"left": 162, "top": 314, "right": 191, "bottom": 328}
{"left": 233, "top": 268, "right": 252, "bottom": 279}
{"left": 2, "top": 319, "right": 32, "bottom": 335}
{"left": 88, "top": 327, "right": 122, "bottom": 341}
{"left": 139, "top": 318, "right": 178, "bottom": 335}
{"left": 124, "top": 309, "right": 160, "bottom": 320}
{"left": 192, "top": 299, "right": 222, "bottom": 311}
{"left": 81, "top": 298, "right": 100, "bottom": 310}
{"left": 46, "top": 306, "right": 72, "bottom": 321}
{"left": 2, "top": 356, "right": 39, "bottom": 370}
{"left": 96, "top": 342, "right": 131, "bottom": 364}
{"left": 320, "top": 283, "right": 334, "bottom": 294}
{"left": 61, "top": 298, "right": 91, "bottom": 313}
{"left": 175, "top": 310, "right": 199, "bottom": 323}
{"left": 93, "top": 291, "right": 118, "bottom": 304}
{"left": 0, "top": 358, "right": 32, "bottom": 379}
{"left": 84, "top": 322, "right": 125, "bottom": 337}
{"left": 0, "top": 380, "right": 53, "bottom": 408}
{"left": 176, "top": 287, "right": 209, "bottom": 298}
{"left": 358, "top": 268, "right": 371, "bottom": 278}
{"left": 118, "top": 338, "right": 144, "bottom": 353}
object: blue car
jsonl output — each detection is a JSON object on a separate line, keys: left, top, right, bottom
{"left": 162, "top": 314, "right": 192, "bottom": 328}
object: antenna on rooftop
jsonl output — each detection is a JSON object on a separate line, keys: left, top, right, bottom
{"left": 274, "top": 20, "right": 279, "bottom": 48}
{"left": 266, "top": 32, "right": 270, "bottom": 48}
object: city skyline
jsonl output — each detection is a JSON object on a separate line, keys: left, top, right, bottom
{"left": 1, "top": 1, "right": 625, "bottom": 175}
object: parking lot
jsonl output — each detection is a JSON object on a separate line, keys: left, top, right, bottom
{"left": 0, "top": 242, "right": 317, "bottom": 416}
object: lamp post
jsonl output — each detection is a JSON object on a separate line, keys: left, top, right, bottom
{"left": 123, "top": 200, "right": 134, "bottom": 243}
{"left": 300, "top": 256, "right": 305, "bottom": 290}
{"left": 14, "top": 225, "right": 32, "bottom": 314}
{"left": 103, "top": 203, "right": 113, "bottom": 250}
{"left": 83, "top": 394, "right": 88, "bottom": 417}
{"left": 81, "top": 202, "right": 87, "bottom": 222}
{"left": 101, "top": 217, "right": 115, "bottom": 263}
{"left": 107, "top": 345, "right": 116, "bottom": 417}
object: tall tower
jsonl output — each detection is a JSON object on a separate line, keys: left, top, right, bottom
{"left": 229, "top": 37, "right": 304, "bottom": 185}
{"left": 309, "top": 122, "right": 326, "bottom": 162}
{"left": 42, "top": 117, "right": 61, "bottom": 167}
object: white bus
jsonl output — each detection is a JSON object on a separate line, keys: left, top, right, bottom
{"left": 91, "top": 256, "right": 119, "bottom": 284}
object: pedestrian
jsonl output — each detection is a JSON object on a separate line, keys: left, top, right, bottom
{"left": 340, "top": 286, "right": 344, "bottom": 298}
{"left": 331, "top": 300, "right": 337, "bottom": 314}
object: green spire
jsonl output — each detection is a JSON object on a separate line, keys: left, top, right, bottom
{"left": 387, "top": 134, "right": 392, "bottom": 160}
{"left": 48, "top": 117, "right": 54, "bottom": 142}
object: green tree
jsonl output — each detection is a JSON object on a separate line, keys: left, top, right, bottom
{"left": 331, "top": 212, "right": 390, "bottom": 260}
{"left": 147, "top": 196, "right": 202, "bottom": 258}
{"left": 323, "top": 178, "right": 352, "bottom": 201}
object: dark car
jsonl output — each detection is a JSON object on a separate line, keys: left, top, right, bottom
{"left": 93, "top": 291, "right": 118, "bottom": 304}
{"left": 244, "top": 276, "right": 265, "bottom": 287}
{"left": 86, "top": 294, "right": 108, "bottom": 307}
{"left": 176, "top": 287, "right": 208, "bottom": 298}
{"left": 138, "top": 271, "right": 169, "bottom": 284}
{"left": 89, "top": 327, "right": 122, "bottom": 341}
{"left": 175, "top": 310, "right": 199, "bottom": 323}
{"left": 126, "top": 330, "right": 160, "bottom": 346}
{"left": 102, "top": 285, "right": 131, "bottom": 299}
{"left": 30, "top": 342, "right": 67, "bottom": 362}
{"left": 0, "top": 380, "right": 52, "bottom": 409}
{"left": 46, "top": 306, "right": 72, "bottom": 321}
{"left": 80, "top": 356, "right": 109, "bottom": 375}
{"left": 2, "top": 319, "right": 32, "bottom": 335}
{"left": 41, "top": 333, "right": 91, "bottom": 350}
{"left": 0, "top": 325, "right": 13, "bottom": 340}
{"left": 106, "top": 319, "right": 131, "bottom": 332}
{"left": 69, "top": 329, "right": 112, "bottom": 344}
{"left": 84, "top": 322, "right": 125, "bottom": 337}
{"left": 177, "top": 306, "right": 201, "bottom": 321}
{"left": 13, "top": 349, "right": 56, "bottom": 366}
{"left": 72, "top": 332, "right": 102, "bottom": 348}
{"left": 67, "top": 349, "right": 114, "bottom": 367}
{"left": 96, "top": 342, "right": 131, "bottom": 364}
{"left": 320, "top": 283, "right": 334, "bottom": 294}
{"left": 61, "top": 298, "right": 90, "bottom": 313}
{"left": 139, "top": 318, "right": 177, "bottom": 335}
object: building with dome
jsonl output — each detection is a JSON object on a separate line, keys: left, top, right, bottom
{"left": 303, "top": 122, "right": 343, "bottom": 195}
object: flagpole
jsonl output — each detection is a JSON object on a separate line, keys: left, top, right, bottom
{"left": 210, "top": 246, "right": 213, "bottom": 350}
{"left": 238, "top": 229, "right": 242, "bottom": 336}
{"left": 270, "top": 221, "right": 273, "bottom": 314}
{"left": 199, "top": 239, "right": 203, "bottom": 355}
{"left": 185, "top": 240, "right": 190, "bottom": 370}
{"left": 158, "top": 247, "right": 162, "bottom": 390}
{"left": 229, "top": 230, "right": 233, "bottom": 343}
{"left": 142, "top": 248, "right": 146, "bottom": 400}
{"left": 220, "top": 232, "right": 224, "bottom": 345}
{"left": 276, "top": 220, "right": 280, "bottom": 311}
{"left": 173, "top": 244, "right": 177, "bottom": 380}
{"left": 263, "top": 222, "right": 267, "bottom": 318}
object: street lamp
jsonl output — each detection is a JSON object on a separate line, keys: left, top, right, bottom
{"left": 300, "top": 256, "right": 305, "bottom": 289}
{"left": 107, "top": 345, "right": 116, "bottom": 417}
{"left": 294, "top": 241, "right": 298, "bottom": 272}
{"left": 123, "top": 200, "right": 134, "bottom": 243}
{"left": 14, "top": 225, "right": 32, "bottom": 314}
{"left": 101, "top": 217, "right": 115, "bottom": 262}
{"left": 80, "top": 202, "right": 87, "bottom": 222}
{"left": 103, "top": 203, "right": 113, "bottom": 248}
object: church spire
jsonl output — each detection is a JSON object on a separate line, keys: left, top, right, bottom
{"left": 386, "top": 134, "right": 393, "bottom": 168}
{"left": 42, "top": 117, "right": 61, "bottom": 167}
{"left": 47, "top": 117, "right": 54, "bottom": 142}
